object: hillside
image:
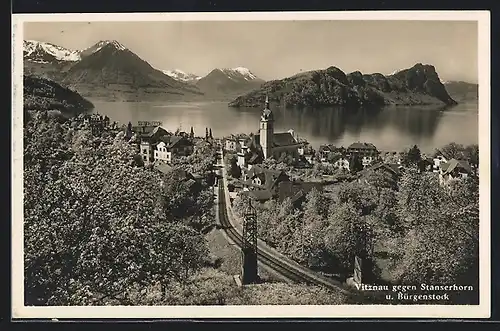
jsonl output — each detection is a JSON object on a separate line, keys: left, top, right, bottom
{"left": 196, "top": 67, "right": 265, "bottom": 98}
{"left": 228, "top": 63, "right": 457, "bottom": 108}
{"left": 443, "top": 81, "right": 478, "bottom": 102}
{"left": 23, "top": 75, "right": 94, "bottom": 113}
{"left": 60, "top": 41, "right": 204, "bottom": 101}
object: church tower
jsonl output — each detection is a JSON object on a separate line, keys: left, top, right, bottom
{"left": 259, "top": 96, "right": 274, "bottom": 159}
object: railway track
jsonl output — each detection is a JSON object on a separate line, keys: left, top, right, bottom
{"left": 217, "top": 181, "right": 355, "bottom": 295}
{"left": 214, "top": 155, "right": 385, "bottom": 304}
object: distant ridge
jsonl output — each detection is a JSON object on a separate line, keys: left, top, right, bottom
{"left": 195, "top": 67, "right": 264, "bottom": 97}
{"left": 229, "top": 63, "right": 457, "bottom": 108}
{"left": 443, "top": 81, "right": 478, "bottom": 102}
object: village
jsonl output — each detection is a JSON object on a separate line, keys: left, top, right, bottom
{"left": 62, "top": 98, "right": 479, "bottom": 295}
{"left": 69, "top": 97, "right": 478, "bottom": 210}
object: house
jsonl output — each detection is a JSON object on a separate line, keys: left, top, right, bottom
{"left": 346, "top": 142, "right": 380, "bottom": 167}
{"left": 433, "top": 149, "right": 453, "bottom": 172}
{"left": 154, "top": 141, "right": 172, "bottom": 163}
{"left": 224, "top": 137, "right": 239, "bottom": 152}
{"left": 141, "top": 135, "right": 194, "bottom": 164}
{"left": 132, "top": 125, "right": 170, "bottom": 142}
{"left": 418, "top": 157, "right": 435, "bottom": 172}
{"left": 330, "top": 153, "right": 350, "bottom": 171}
{"left": 153, "top": 160, "right": 174, "bottom": 175}
{"left": 140, "top": 140, "right": 155, "bottom": 163}
{"left": 74, "top": 113, "right": 110, "bottom": 134}
{"left": 358, "top": 162, "right": 402, "bottom": 185}
{"left": 298, "top": 144, "right": 316, "bottom": 164}
{"left": 236, "top": 136, "right": 264, "bottom": 170}
{"left": 318, "top": 144, "right": 337, "bottom": 162}
{"left": 242, "top": 165, "right": 290, "bottom": 200}
{"left": 278, "top": 181, "right": 323, "bottom": 206}
{"left": 439, "top": 159, "right": 473, "bottom": 186}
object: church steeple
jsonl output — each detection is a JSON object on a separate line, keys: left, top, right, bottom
{"left": 260, "top": 95, "right": 274, "bottom": 159}
{"left": 261, "top": 95, "right": 273, "bottom": 121}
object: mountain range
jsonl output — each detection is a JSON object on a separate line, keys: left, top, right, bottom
{"left": 23, "top": 39, "right": 476, "bottom": 107}
{"left": 228, "top": 63, "right": 460, "bottom": 108}
{"left": 23, "top": 40, "right": 264, "bottom": 101}
{"left": 442, "top": 81, "right": 478, "bottom": 102}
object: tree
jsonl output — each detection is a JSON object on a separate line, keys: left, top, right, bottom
{"left": 464, "top": 144, "right": 479, "bottom": 169}
{"left": 349, "top": 154, "right": 363, "bottom": 173}
{"left": 205, "top": 127, "right": 209, "bottom": 139}
{"left": 403, "top": 145, "right": 422, "bottom": 167}
{"left": 392, "top": 168, "right": 479, "bottom": 291}
{"left": 437, "top": 142, "right": 466, "bottom": 159}
{"left": 190, "top": 126, "right": 194, "bottom": 138}
{"left": 126, "top": 121, "right": 133, "bottom": 138}
{"left": 209, "top": 128, "right": 213, "bottom": 139}
{"left": 24, "top": 115, "right": 212, "bottom": 306}
{"left": 363, "top": 169, "right": 398, "bottom": 197}
{"left": 336, "top": 181, "right": 378, "bottom": 216}
{"left": 323, "top": 203, "right": 375, "bottom": 273}
{"left": 223, "top": 154, "right": 240, "bottom": 179}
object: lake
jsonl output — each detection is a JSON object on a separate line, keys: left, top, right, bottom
{"left": 89, "top": 100, "right": 478, "bottom": 154}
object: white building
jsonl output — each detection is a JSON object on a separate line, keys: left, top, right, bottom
{"left": 154, "top": 141, "right": 172, "bottom": 163}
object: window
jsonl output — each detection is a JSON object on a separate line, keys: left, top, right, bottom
{"left": 143, "top": 156, "right": 147, "bottom": 160}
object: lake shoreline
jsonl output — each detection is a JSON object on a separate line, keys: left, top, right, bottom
{"left": 87, "top": 100, "right": 478, "bottom": 155}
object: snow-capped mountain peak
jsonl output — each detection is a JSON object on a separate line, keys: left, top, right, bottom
{"left": 79, "top": 40, "right": 128, "bottom": 57}
{"left": 162, "top": 69, "right": 201, "bottom": 82}
{"left": 23, "top": 40, "right": 81, "bottom": 63}
{"left": 220, "top": 67, "right": 258, "bottom": 81}
{"left": 94, "top": 40, "right": 127, "bottom": 52}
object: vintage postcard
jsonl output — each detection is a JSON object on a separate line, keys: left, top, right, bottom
{"left": 11, "top": 11, "right": 490, "bottom": 319}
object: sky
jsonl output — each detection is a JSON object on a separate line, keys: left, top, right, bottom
{"left": 24, "top": 20, "right": 478, "bottom": 83}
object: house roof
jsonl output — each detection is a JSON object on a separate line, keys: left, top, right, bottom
{"left": 348, "top": 142, "right": 378, "bottom": 151}
{"left": 435, "top": 149, "right": 453, "bottom": 160}
{"left": 134, "top": 126, "right": 170, "bottom": 141}
{"left": 185, "top": 179, "right": 198, "bottom": 189}
{"left": 319, "top": 145, "right": 336, "bottom": 153}
{"left": 153, "top": 161, "right": 173, "bottom": 175}
{"left": 252, "top": 132, "right": 300, "bottom": 148}
{"left": 246, "top": 166, "right": 288, "bottom": 190}
{"left": 361, "top": 162, "right": 401, "bottom": 177}
{"left": 170, "top": 168, "right": 195, "bottom": 181}
{"left": 248, "top": 152, "right": 262, "bottom": 164}
{"left": 278, "top": 181, "right": 323, "bottom": 203}
{"left": 329, "top": 153, "right": 345, "bottom": 163}
{"left": 273, "top": 132, "right": 299, "bottom": 147}
{"left": 158, "top": 135, "right": 191, "bottom": 149}
{"left": 442, "top": 159, "right": 472, "bottom": 175}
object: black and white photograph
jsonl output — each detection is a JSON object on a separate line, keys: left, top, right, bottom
{"left": 12, "top": 11, "right": 490, "bottom": 318}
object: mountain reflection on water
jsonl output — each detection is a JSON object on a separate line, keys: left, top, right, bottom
{"left": 90, "top": 100, "right": 478, "bottom": 154}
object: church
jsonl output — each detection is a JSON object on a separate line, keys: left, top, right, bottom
{"left": 237, "top": 96, "right": 302, "bottom": 168}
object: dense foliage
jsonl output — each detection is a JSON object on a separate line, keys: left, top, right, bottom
{"left": 24, "top": 112, "right": 345, "bottom": 306}
{"left": 24, "top": 112, "right": 217, "bottom": 305}
{"left": 232, "top": 148, "right": 479, "bottom": 302}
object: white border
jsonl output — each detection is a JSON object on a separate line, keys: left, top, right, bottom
{"left": 11, "top": 11, "right": 491, "bottom": 319}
